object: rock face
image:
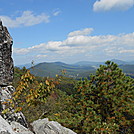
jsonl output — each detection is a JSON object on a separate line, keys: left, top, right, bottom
{"left": 31, "top": 118, "right": 77, "bottom": 134}
{"left": 0, "top": 20, "right": 28, "bottom": 128}
{"left": 0, "top": 86, "right": 28, "bottom": 128}
{"left": 0, "top": 116, "right": 76, "bottom": 134}
{"left": 0, "top": 115, "right": 33, "bottom": 134}
{"left": 11, "top": 121, "right": 33, "bottom": 134}
{"left": 0, "top": 20, "right": 13, "bottom": 86}
{"left": 0, "top": 115, "right": 16, "bottom": 134}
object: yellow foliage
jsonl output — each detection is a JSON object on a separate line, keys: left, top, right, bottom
{"left": 4, "top": 70, "right": 58, "bottom": 114}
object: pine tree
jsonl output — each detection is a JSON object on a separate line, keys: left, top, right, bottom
{"left": 51, "top": 61, "right": 134, "bottom": 133}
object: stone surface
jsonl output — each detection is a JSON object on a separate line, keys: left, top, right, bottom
{"left": 31, "top": 118, "right": 77, "bottom": 134}
{"left": 0, "top": 115, "right": 77, "bottom": 134}
{"left": 0, "top": 115, "right": 16, "bottom": 134}
{"left": 0, "top": 115, "right": 33, "bottom": 134}
{"left": 0, "top": 20, "right": 27, "bottom": 128}
{"left": 0, "top": 86, "right": 28, "bottom": 128}
{"left": 11, "top": 122, "right": 34, "bottom": 134}
{"left": 0, "top": 20, "right": 13, "bottom": 86}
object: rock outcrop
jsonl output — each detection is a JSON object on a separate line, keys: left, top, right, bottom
{"left": 0, "top": 115, "right": 16, "bottom": 134}
{"left": 31, "top": 118, "right": 76, "bottom": 134}
{"left": 0, "top": 20, "right": 13, "bottom": 86}
{"left": 0, "top": 20, "right": 28, "bottom": 128}
{"left": 0, "top": 115, "right": 33, "bottom": 134}
{"left": 11, "top": 121, "right": 33, "bottom": 134}
{"left": 0, "top": 86, "right": 28, "bottom": 128}
{"left": 0, "top": 115, "right": 77, "bottom": 134}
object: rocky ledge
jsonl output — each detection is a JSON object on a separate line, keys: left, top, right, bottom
{"left": 0, "top": 115, "right": 76, "bottom": 134}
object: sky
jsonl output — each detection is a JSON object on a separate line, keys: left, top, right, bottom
{"left": 0, "top": 0, "right": 134, "bottom": 65}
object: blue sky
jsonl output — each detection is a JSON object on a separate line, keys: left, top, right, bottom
{"left": 0, "top": 0, "right": 134, "bottom": 65}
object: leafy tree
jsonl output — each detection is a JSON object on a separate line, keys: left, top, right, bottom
{"left": 49, "top": 61, "right": 134, "bottom": 133}
{"left": 3, "top": 61, "right": 134, "bottom": 133}
{"left": 56, "top": 76, "right": 76, "bottom": 95}
{"left": 5, "top": 68, "right": 71, "bottom": 123}
{"left": 13, "top": 67, "right": 28, "bottom": 88}
{"left": 3, "top": 70, "right": 58, "bottom": 114}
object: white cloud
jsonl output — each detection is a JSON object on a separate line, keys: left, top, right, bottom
{"left": 52, "top": 9, "right": 61, "bottom": 16}
{"left": 119, "top": 33, "right": 134, "bottom": 46}
{"left": 13, "top": 48, "right": 30, "bottom": 54}
{"left": 46, "top": 41, "right": 63, "bottom": 51}
{"left": 68, "top": 28, "right": 94, "bottom": 37}
{"left": 119, "top": 49, "right": 134, "bottom": 53}
{"left": 53, "top": 11, "right": 60, "bottom": 16}
{"left": 13, "top": 28, "right": 134, "bottom": 63}
{"left": 0, "top": 11, "right": 50, "bottom": 28}
{"left": 53, "top": 11, "right": 61, "bottom": 16}
{"left": 93, "top": 0, "right": 134, "bottom": 12}
{"left": 36, "top": 54, "right": 47, "bottom": 58}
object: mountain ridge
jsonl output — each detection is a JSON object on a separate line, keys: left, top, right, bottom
{"left": 16, "top": 59, "right": 134, "bottom": 78}
{"left": 17, "top": 59, "right": 134, "bottom": 69}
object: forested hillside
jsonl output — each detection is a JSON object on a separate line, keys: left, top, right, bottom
{"left": 22, "top": 60, "right": 134, "bottom": 79}
{"left": 29, "top": 62, "right": 96, "bottom": 78}
{"left": 12, "top": 61, "right": 134, "bottom": 134}
{"left": 119, "top": 65, "right": 134, "bottom": 74}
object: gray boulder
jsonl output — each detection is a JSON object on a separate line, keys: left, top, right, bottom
{"left": 0, "top": 115, "right": 77, "bottom": 134}
{"left": 0, "top": 85, "right": 28, "bottom": 128}
{"left": 31, "top": 118, "right": 76, "bottom": 134}
{"left": 0, "top": 115, "right": 33, "bottom": 134}
{"left": 11, "top": 122, "right": 33, "bottom": 134}
{"left": 0, "top": 115, "right": 15, "bottom": 134}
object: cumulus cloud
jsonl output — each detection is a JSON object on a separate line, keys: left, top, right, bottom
{"left": 13, "top": 28, "right": 134, "bottom": 63}
{"left": 68, "top": 28, "right": 94, "bottom": 37}
{"left": 0, "top": 11, "right": 50, "bottom": 28}
{"left": 93, "top": 0, "right": 134, "bottom": 12}
{"left": 36, "top": 54, "right": 47, "bottom": 58}
{"left": 119, "top": 49, "right": 134, "bottom": 53}
{"left": 13, "top": 48, "right": 30, "bottom": 54}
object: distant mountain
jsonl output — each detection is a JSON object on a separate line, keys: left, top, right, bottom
{"left": 74, "top": 61, "right": 104, "bottom": 67}
{"left": 119, "top": 65, "right": 134, "bottom": 74}
{"left": 111, "top": 59, "right": 134, "bottom": 65}
{"left": 17, "top": 59, "right": 134, "bottom": 78}
{"left": 127, "top": 61, "right": 134, "bottom": 65}
{"left": 29, "top": 62, "right": 95, "bottom": 78}
{"left": 111, "top": 59, "right": 127, "bottom": 65}
{"left": 75, "top": 59, "right": 134, "bottom": 66}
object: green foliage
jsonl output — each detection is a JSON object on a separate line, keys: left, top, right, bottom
{"left": 56, "top": 76, "right": 76, "bottom": 95}
{"left": 5, "top": 70, "right": 59, "bottom": 114}
{"left": 13, "top": 67, "right": 28, "bottom": 88}
{"left": 49, "top": 61, "right": 134, "bottom": 133}
{"left": 29, "top": 62, "right": 95, "bottom": 78}
{"left": 5, "top": 61, "right": 134, "bottom": 133}
{"left": 20, "top": 89, "right": 70, "bottom": 123}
